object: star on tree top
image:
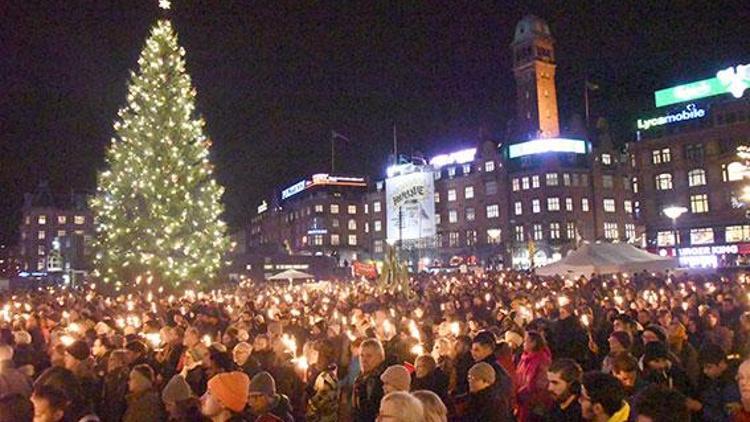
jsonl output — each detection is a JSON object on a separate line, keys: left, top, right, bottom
{"left": 159, "top": 0, "right": 171, "bottom": 10}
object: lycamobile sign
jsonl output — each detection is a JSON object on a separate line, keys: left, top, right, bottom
{"left": 637, "top": 103, "right": 706, "bottom": 130}
{"left": 654, "top": 63, "right": 750, "bottom": 107}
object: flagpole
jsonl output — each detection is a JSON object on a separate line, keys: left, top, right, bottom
{"left": 584, "top": 78, "right": 590, "bottom": 128}
{"left": 393, "top": 124, "right": 398, "bottom": 160}
{"left": 331, "top": 131, "right": 335, "bottom": 173}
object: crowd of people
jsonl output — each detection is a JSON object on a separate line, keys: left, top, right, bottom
{"left": 0, "top": 269, "right": 749, "bottom": 421}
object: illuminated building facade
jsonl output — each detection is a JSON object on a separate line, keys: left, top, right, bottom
{"left": 632, "top": 62, "right": 750, "bottom": 267}
{"left": 17, "top": 181, "right": 94, "bottom": 280}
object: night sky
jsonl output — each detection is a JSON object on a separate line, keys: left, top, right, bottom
{"left": 1, "top": 1, "right": 749, "bottom": 245}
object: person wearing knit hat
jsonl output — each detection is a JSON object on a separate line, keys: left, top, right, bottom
{"left": 380, "top": 365, "right": 411, "bottom": 394}
{"left": 641, "top": 341, "right": 693, "bottom": 397}
{"left": 124, "top": 364, "right": 166, "bottom": 422}
{"left": 161, "top": 374, "right": 200, "bottom": 420}
{"left": 201, "top": 371, "right": 250, "bottom": 421}
{"left": 642, "top": 324, "right": 667, "bottom": 345}
{"left": 246, "top": 371, "right": 294, "bottom": 422}
{"left": 465, "top": 362, "right": 511, "bottom": 420}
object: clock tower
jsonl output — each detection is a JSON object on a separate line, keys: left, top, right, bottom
{"left": 512, "top": 15, "right": 560, "bottom": 139}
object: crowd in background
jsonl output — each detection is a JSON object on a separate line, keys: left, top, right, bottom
{"left": 0, "top": 270, "right": 749, "bottom": 421}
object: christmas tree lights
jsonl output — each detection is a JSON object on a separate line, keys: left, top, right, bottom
{"left": 91, "top": 19, "right": 229, "bottom": 289}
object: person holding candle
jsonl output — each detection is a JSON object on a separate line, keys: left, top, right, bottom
{"left": 123, "top": 364, "right": 165, "bottom": 422}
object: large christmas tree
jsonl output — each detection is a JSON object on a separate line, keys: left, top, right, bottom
{"left": 91, "top": 18, "right": 229, "bottom": 289}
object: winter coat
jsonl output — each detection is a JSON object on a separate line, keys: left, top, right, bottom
{"left": 306, "top": 367, "right": 339, "bottom": 422}
{"left": 698, "top": 372, "right": 741, "bottom": 422}
{"left": 462, "top": 386, "right": 515, "bottom": 422}
{"left": 515, "top": 348, "right": 553, "bottom": 422}
{"left": 411, "top": 368, "right": 450, "bottom": 404}
{"left": 99, "top": 367, "right": 129, "bottom": 422}
{"left": 550, "top": 316, "right": 589, "bottom": 365}
{"left": 123, "top": 388, "right": 166, "bottom": 422}
{"left": 480, "top": 355, "right": 515, "bottom": 417}
{"left": 352, "top": 362, "right": 386, "bottom": 422}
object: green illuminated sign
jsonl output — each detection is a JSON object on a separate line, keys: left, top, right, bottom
{"left": 654, "top": 64, "right": 750, "bottom": 108}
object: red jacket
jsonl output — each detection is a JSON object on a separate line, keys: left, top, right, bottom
{"left": 515, "top": 347, "right": 553, "bottom": 422}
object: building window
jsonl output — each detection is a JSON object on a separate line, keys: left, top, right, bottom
{"left": 462, "top": 164, "right": 471, "bottom": 174}
{"left": 657, "top": 231, "right": 676, "bottom": 246}
{"left": 348, "top": 234, "right": 357, "bottom": 246}
{"left": 330, "top": 204, "right": 339, "bottom": 214}
{"left": 547, "top": 197, "right": 560, "bottom": 211}
{"left": 688, "top": 169, "right": 706, "bottom": 187}
{"left": 374, "top": 220, "right": 382, "bottom": 232}
{"left": 38, "top": 230, "right": 45, "bottom": 240}
{"left": 690, "top": 228, "right": 714, "bottom": 245}
{"left": 348, "top": 219, "right": 357, "bottom": 230}
{"left": 486, "top": 181, "right": 498, "bottom": 195}
{"left": 685, "top": 143, "right": 704, "bottom": 161}
{"left": 531, "top": 199, "right": 540, "bottom": 213}
{"left": 38, "top": 245, "right": 45, "bottom": 256}
{"left": 632, "top": 177, "right": 639, "bottom": 193}
{"left": 74, "top": 215, "right": 85, "bottom": 225}
{"left": 38, "top": 215, "right": 47, "bottom": 225}
{"left": 624, "top": 200, "right": 633, "bottom": 214}
{"left": 572, "top": 174, "right": 580, "bottom": 186}
{"left": 312, "top": 235, "right": 324, "bottom": 246}
{"left": 566, "top": 222, "right": 576, "bottom": 239}
{"left": 373, "top": 201, "right": 381, "bottom": 213}
{"left": 722, "top": 162, "right": 745, "bottom": 182}
{"left": 435, "top": 192, "right": 440, "bottom": 203}
{"left": 332, "top": 218, "right": 339, "bottom": 228}
{"left": 533, "top": 224, "right": 544, "bottom": 241}
{"left": 565, "top": 197, "right": 573, "bottom": 211}
{"left": 655, "top": 173, "right": 673, "bottom": 190}
{"left": 348, "top": 205, "right": 357, "bottom": 214}
{"left": 522, "top": 177, "right": 530, "bottom": 190}
{"left": 563, "top": 173, "right": 571, "bottom": 186}
{"left": 604, "top": 223, "right": 619, "bottom": 240}
{"left": 434, "top": 171, "right": 441, "bottom": 180}
{"left": 37, "top": 258, "right": 45, "bottom": 271}
{"left": 487, "top": 228, "right": 502, "bottom": 244}
{"left": 726, "top": 225, "right": 750, "bottom": 242}
{"left": 549, "top": 222, "right": 561, "bottom": 239}
{"left": 532, "top": 175, "right": 540, "bottom": 188}
{"left": 57, "top": 216, "right": 67, "bottom": 224}
{"left": 603, "top": 199, "right": 616, "bottom": 213}
{"left": 484, "top": 161, "right": 495, "bottom": 172}
{"left": 601, "top": 153, "right": 612, "bottom": 165}
{"left": 447, "top": 189, "right": 457, "bottom": 202}
{"left": 314, "top": 204, "right": 324, "bottom": 213}
{"left": 690, "top": 194, "right": 709, "bottom": 213}
{"left": 447, "top": 167, "right": 456, "bottom": 178}
{"left": 652, "top": 148, "right": 671, "bottom": 164}
{"left": 514, "top": 202, "right": 523, "bottom": 216}
{"left": 57, "top": 230, "right": 66, "bottom": 238}
{"left": 449, "top": 232, "right": 460, "bottom": 247}
{"left": 581, "top": 174, "right": 589, "bottom": 187}
{"left": 331, "top": 234, "right": 340, "bottom": 246}
{"left": 435, "top": 214, "right": 441, "bottom": 225}
{"left": 581, "top": 198, "right": 590, "bottom": 212}
{"left": 512, "top": 178, "right": 520, "bottom": 191}
{"left": 484, "top": 204, "right": 498, "bottom": 219}
{"left": 546, "top": 173, "right": 559, "bottom": 186}
{"left": 464, "top": 186, "right": 474, "bottom": 199}
{"left": 448, "top": 210, "right": 458, "bottom": 224}
{"left": 466, "top": 208, "right": 475, "bottom": 222}
{"left": 466, "top": 230, "right": 477, "bottom": 246}
{"left": 374, "top": 240, "right": 384, "bottom": 253}
{"left": 364, "top": 204, "right": 368, "bottom": 214}
{"left": 602, "top": 175, "right": 613, "bottom": 189}
{"left": 515, "top": 226, "right": 525, "bottom": 242}
{"left": 625, "top": 224, "right": 636, "bottom": 241}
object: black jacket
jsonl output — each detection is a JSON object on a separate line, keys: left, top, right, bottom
{"left": 463, "top": 386, "right": 516, "bottom": 422}
{"left": 352, "top": 363, "right": 386, "bottom": 422}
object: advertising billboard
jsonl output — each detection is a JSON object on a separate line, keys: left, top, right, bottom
{"left": 385, "top": 170, "right": 436, "bottom": 245}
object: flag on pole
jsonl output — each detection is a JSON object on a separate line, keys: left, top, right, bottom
{"left": 585, "top": 80, "right": 600, "bottom": 91}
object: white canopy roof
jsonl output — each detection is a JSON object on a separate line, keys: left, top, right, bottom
{"left": 535, "top": 242, "right": 676, "bottom": 278}
{"left": 267, "top": 269, "right": 315, "bottom": 280}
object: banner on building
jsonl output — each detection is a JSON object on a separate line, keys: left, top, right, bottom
{"left": 352, "top": 261, "right": 378, "bottom": 279}
{"left": 385, "top": 170, "right": 436, "bottom": 245}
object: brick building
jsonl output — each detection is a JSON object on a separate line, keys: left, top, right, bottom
{"left": 632, "top": 62, "right": 750, "bottom": 267}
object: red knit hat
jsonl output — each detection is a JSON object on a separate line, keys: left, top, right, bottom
{"left": 207, "top": 371, "right": 249, "bottom": 413}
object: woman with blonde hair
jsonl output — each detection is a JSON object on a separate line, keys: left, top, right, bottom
{"left": 412, "top": 390, "right": 448, "bottom": 422}
{"left": 378, "top": 391, "right": 424, "bottom": 422}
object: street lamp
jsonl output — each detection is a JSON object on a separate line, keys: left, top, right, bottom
{"left": 663, "top": 206, "right": 688, "bottom": 247}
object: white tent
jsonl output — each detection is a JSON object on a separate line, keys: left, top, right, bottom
{"left": 535, "top": 242, "right": 676, "bottom": 278}
{"left": 267, "top": 269, "right": 315, "bottom": 281}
